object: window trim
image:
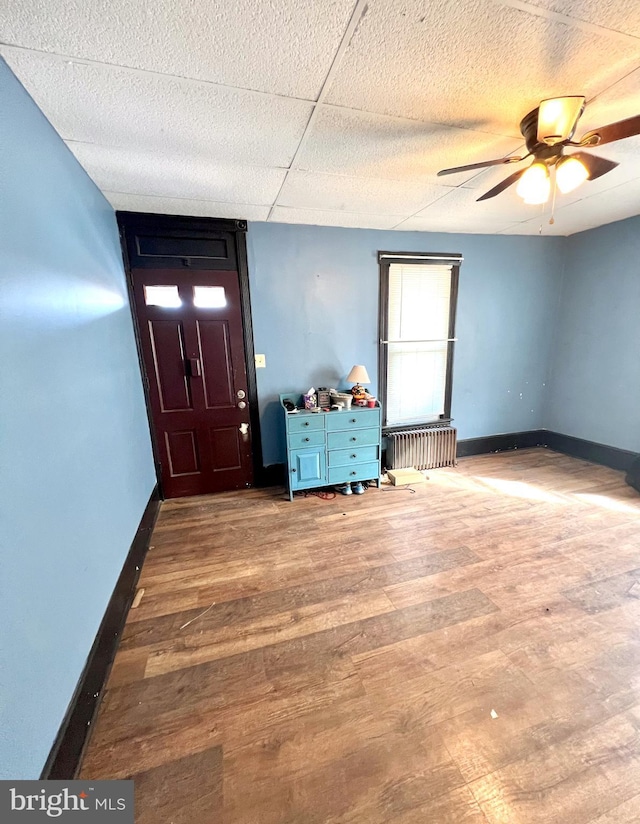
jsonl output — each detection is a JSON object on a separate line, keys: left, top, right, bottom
{"left": 378, "top": 251, "right": 460, "bottom": 433}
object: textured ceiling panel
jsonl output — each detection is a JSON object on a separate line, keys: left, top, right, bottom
{"left": 326, "top": 0, "right": 640, "bottom": 135}
{"left": 278, "top": 169, "right": 451, "bottom": 215}
{"left": 295, "top": 105, "right": 524, "bottom": 184}
{"left": 104, "top": 191, "right": 270, "bottom": 221}
{"left": 67, "top": 142, "right": 286, "bottom": 204}
{"left": 501, "top": 177, "right": 640, "bottom": 234}
{"left": 1, "top": 48, "right": 313, "bottom": 166}
{"left": 269, "top": 207, "right": 407, "bottom": 230}
{"left": 398, "top": 215, "right": 517, "bottom": 234}
{"left": 405, "top": 184, "right": 546, "bottom": 225}
{"left": 3, "top": 0, "right": 640, "bottom": 235}
{"left": 0, "top": 0, "right": 355, "bottom": 99}
{"left": 578, "top": 67, "right": 640, "bottom": 133}
{"left": 524, "top": 0, "right": 640, "bottom": 38}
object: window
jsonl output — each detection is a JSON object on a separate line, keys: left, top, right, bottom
{"left": 193, "top": 285, "right": 226, "bottom": 308}
{"left": 144, "top": 285, "right": 181, "bottom": 307}
{"left": 378, "top": 252, "right": 460, "bottom": 429}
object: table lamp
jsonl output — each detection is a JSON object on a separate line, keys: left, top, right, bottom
{"left": 347, "top": 365, "right": 371, "bottom": 403}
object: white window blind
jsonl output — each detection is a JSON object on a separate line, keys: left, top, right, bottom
{"left": 386, "top": 263, "right": 453, "bottom": 426}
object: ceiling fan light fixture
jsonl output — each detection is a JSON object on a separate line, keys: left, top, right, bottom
{"left": 516, "top": 162, "right": 550, "bottom": 204}
{"left": 556, "top": 155, "right": 589, "bottom": 193}
{"left": 537, "top": 96, "right": 586, "bottom": 145}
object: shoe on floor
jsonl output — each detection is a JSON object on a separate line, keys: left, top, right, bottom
{"left": 337, "top": 483, "right": 353, "bottom": 495}
{"left": 352, "top": 482, "right": 365, "bottom": 494}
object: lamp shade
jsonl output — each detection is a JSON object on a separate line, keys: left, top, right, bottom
{"left": 537, "top": 96, "right": 585, "bottom": 145}
{"left": 516, "top": 162, "right": 550, "bottom": 204}
{"left": 556, "top": 155, "right": 589, "bottom": 193}
{"left": 347, "top": 365, "right": 371, "bottom": 384}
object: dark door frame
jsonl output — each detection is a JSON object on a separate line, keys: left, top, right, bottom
{"left": 117, "top": 211, "right": 264, "bottom": 496}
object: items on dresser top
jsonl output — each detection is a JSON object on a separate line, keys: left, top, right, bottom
{"left": 280, "top": 393, "right": 382, "bottom": 502}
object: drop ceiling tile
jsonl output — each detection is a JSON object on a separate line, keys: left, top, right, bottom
{"left": 67, "top": 142, "right": 286, "bottom": 205}
{"left": 499, "top": 219, "right": 570, "bottom": 235}
{"left": 524, "top": 0, "right": 640, "bottom": 38}
{"left": 296, "top": 105, "right": 524, "bottom": 184}
{"left": 278, "top": 169, "right": 451, "bottom": 214}
{"left": 397, "top": 214, "right": 516, "bottom": 234}
{"left": 1, "top": 48, "right": 313, "bottom": 166}
{"left": 579, "top": 66, "right": 640, "bottom": 133}
{"left": 0, "top": 0, "right": 355, "bottom": 99}
{"left": 408, "top": 185, "right": 546, "bottom": 226}
{"left": 104, "top": 191, "right": 270, "bottom": 221}
{"left": 501, "top": 177, "right": 640, "bottom": 234}
{"left": 326, "top": 0, "right": 640, "bottom": 135}
{"left": 269, "top": 207, "right": 407, "bottom": 230}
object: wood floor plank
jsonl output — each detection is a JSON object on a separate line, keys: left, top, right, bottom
{"left": 468, "top": 710, "right": 640, "bottom": 824}
{"left": 79, "top": 449, "right": 640, "bottom": 823}
{"left": 129, "top": 745, "right": 222, "bottom": 824}
{"left": 120, "top": 545, "right": 481, "bottom": 651}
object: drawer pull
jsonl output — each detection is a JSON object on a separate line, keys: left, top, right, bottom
{"left": 351, "top": 454, "right": 357, "bottom": 459}
{"left": 350, "top": 418, "right": 357, "bottom": 423}
{"left": 350, "top": 471, "right": 357, "bottom": 476}
{"left": 304, "top": 437, "right": 310, "bottom": 442}
{"left": 291, "top": 468, "right": 296, "bottom": 473}
{"left": 350, "top": 437, "right": 357, "bottom": 442}
{"left": 303, "top": 421, "right": 310, "bottom": 427}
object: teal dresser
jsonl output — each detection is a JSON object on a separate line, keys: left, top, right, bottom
{"left": 280, "top": 394, "right": 381, "bottom": 501}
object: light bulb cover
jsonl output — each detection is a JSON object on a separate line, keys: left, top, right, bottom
{"left": 516, "top": 162, "right": 551, "bottom": 205}
{"left": 556, "top": 155, "right": 589, "bottom": 194}
{"left": 537, "top": 96, "right": 585, "bottom": 145}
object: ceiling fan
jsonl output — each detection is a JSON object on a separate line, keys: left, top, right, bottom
{"left": 437, "top": 96, "right": 640, "bottom": 204}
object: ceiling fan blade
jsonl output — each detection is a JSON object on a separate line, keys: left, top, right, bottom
{"left": 437, "top": 156, "right": 525, "bottom": 177}
{"left": 476, "top": 168, "right": 526, "bottom": 201}
{"left": 569, "top": 151, "right": 619, "bottom": 180}
{"left": 580, "top": 114, "right": 640, "bottom": 147}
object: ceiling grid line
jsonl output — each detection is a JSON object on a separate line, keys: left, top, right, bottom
{"left": 0, "top": 41, "right": 317, "bottom": 105}
{"left": 488, "top": 0, "right": 640, "bottom": 44}
{"left": 266, "top": 0, "right": 369, "bottom": 221}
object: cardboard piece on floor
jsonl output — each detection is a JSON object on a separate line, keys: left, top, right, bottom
{"left": 387, "top": 467, "right": 427, "bottom": 485}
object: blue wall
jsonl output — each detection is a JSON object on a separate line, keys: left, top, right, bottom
{"left": 546, "top": 216, "right": 640, "bottom": 452}
{"left": 0, "top": 59, "right": 156, "bottom": 778}
{"left": 247, "top": 222, "right": 565, "bottom": 466}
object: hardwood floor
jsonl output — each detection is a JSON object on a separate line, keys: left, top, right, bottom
{"left": 80, "top": 448, "right": 640, "bottom": 823}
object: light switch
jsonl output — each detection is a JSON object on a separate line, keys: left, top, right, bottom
{"left": 255, "top": 354, "right": 266, "bottom": 368}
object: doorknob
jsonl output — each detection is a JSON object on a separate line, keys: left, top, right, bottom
{"left": 237, "top": 401, "right": 247, "bottom": 409}
{"left": 237, "top": 389, "right": 246, "bottom": 399}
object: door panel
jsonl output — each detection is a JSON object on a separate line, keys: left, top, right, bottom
{"left": 165, "top": 430, "right": 201, "bottom": 476}
{"left": 197, "top": 320, "right": 235, "bottom": 409}
{"left": 148, "top": 320, "right": 192, "bottom": 412}
{"left": 209, "top": 426, "right": 242, "bottom": 471}
{"left": 132, "top": 267, "right": 253, "bottom": 497}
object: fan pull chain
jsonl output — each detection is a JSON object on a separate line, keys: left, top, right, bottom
{"left": 549, "top": 167, "right": 558, "bottom": 226}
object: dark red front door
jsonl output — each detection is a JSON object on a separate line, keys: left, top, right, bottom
{"left": 132, "top": 268, "right": 253, "bottom": 498}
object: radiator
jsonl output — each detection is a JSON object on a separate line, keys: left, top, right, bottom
{"left": 387, "top": 426, "right": 457, "bottom": 471}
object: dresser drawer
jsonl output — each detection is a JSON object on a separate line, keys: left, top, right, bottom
{"left": 287, "top": 414, "right": 325, "bottom": 434}
{"left": 328, "top": 445, "right": 379, "bottom": 467}
{"left": 288, "top": 429, "right": 325, "bottom": 449}
{"left": 326, "top": 408, "right": 380, "bottom": 431}
{"left": 328, "top": 461, "right": 379, "bottom": 485}
{"left": 327, "top": 428, "right": 379, "bottom": 450}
